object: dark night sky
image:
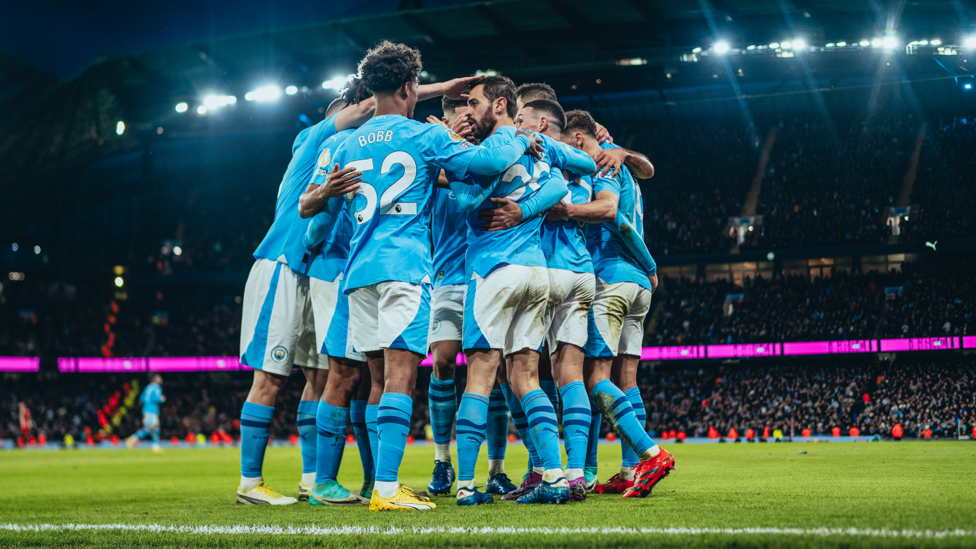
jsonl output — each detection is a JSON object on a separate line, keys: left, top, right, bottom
{"left": 0, "top": 0, "right": 469, "bottom": 79}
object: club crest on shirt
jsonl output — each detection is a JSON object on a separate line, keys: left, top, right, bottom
{"left": 447, "top": 192, "right": 457, "bottom": 200}
{"left": 315, "top": 148, "right": 331, "bottom": 176}
{"left": 271, "top": 346, "right": 289, "bottom": 364}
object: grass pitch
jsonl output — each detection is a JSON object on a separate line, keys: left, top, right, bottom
{"left": 1, "top": 441, "right": 974, "bottom": 548}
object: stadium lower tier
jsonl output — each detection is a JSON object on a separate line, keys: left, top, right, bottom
{"left": 3, "top": 354, "right": 972, "bottom": 447}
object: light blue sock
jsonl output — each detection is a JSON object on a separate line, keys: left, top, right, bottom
{"left": 591, "top": 380, "right": 653, "bottom": 458}
{"left": 520, "top": 389, "right": 562, "bottom": 471}
{"left": 133, "top": 428, "right": 150, "bottom": 440}
{"left": 315, "top": 401, "right": 347, "bottom": 484}
{"left": 375, "top": 393, "right": 413, "bottom": 483}
{"left": 486, "top": 389, "right": 509, "bottom": 461}
{"left": 558, "top": 382, "right": 591, "bottom": 471}
{"left": 350, "top": 400, "right": 373, "bottom": 479}
{"left": 540, "top": 380, "right": 559, "bottom": 415}
{"left": 585, "top": 403, "right": 601, "bottom": 469}
{"left": 365, "top": 404, "right": 379, "bottom": 476}
{"left": 240, "top": 402, "right": 274, "bottom": 478}
{"left": 456, "top": 393, "right": 489, "bottom": 482}
{"left": 297, "top": 400, "right": 318, "bottom": 475}
{"left": 501, "top": 383, "right": 541, "bottom": 468}
{"left": 428, "top": 376, "right": 457, "bottom": 447}
{"left": 621, "top": 387, "right": 646, "bottom": 467}
{"left": 151, "top": 428, "right": 160, "bottom": 444}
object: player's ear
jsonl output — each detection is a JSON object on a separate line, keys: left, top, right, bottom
{"left": 540, "top": 116, "right": 549, "bottom": 133}
{"left": 398, "top": 81, "right": 411, "bottom": 100}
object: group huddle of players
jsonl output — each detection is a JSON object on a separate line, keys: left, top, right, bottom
{"left": 234, "top": 40, "right": 674, "bottom": 511}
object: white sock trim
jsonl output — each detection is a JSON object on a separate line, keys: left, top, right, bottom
{"left": 375, "top": 480, "right": 399, "bottom": 499}
{"left": 434, "top": 443, "right": 452, "bottom": 463}
{"left": 565, "top": 468, "right": 584, "bottom": 482}
{"left": 488, "top": 459, "right": 505, "bottom": 477}
{"left": 240, "top": 476, "right": 262, "bottom": 492}
{"left": 620, "top": 467, "right": 635, "bottom": 481}
{"left": 301, "top": 472, "right": 316, "bottom": 487}
{"left": 542, "top": 468, "right": 564, "bottom": 484}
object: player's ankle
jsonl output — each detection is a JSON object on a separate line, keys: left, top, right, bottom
{"left": 301, "top": 472, "right": 315, "bottom": 486}
{"left": 374, "top": 480, "right": 399, "bottom": 499}
{"left": 619, "top": 467, "right": 635, "bottom": 481}
{"left": 542, "top": 468, "right": 564, "bottom": 483}
{"left": 565, "top": 467, "right": 584, "bottom": 481}
{"left": 240, "top": 476, "right": 262, "bottom": 492}
{"left": 434, "top": 444, "right": 452, "bottom": 463}
{"left": 488, "top": 459, "right": 505, "bottom": 477}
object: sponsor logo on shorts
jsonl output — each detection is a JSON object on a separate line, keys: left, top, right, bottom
{"left": 271, "top": 346, "right": 289, "bottom": 364}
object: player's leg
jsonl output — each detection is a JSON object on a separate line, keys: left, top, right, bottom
{"left": 503, "top": 266, "right": 567, "bottom": 505}
{"left": 583, "top": 280, "right": 656, "bottom": 497}
{"left": 611, "top": 356, "right": 641, "bottom": 476}
{"left": 365, "top": 281, "right": 435, "bottom": 511}
{"left": 427, "top": 338, "right": 459, "bottom": 495}
{"left": 614, "top": 290, "right": 674, "bottom": 499}
{"left": 454, "top": 349, "right": 500, "bottom": 505}
{"left": 548, "top": 269, "right": 595, "bottom": 501}
{"left": 312, "top": 356, "right": 368, "bottom": 505}
{"left": 484, "top": 369, "right": 517, "bottom": 496}
{"left": 126, "top": 415, "right": 151, "bottom": 448}
{"left": 297, "top": 365, "right": 328, "bottom": 500}
{"left": 351, "top": 365, "right": 374, "bottom": 498}
{"left": 236, "top": 259, "right": 304, "bottom": 505}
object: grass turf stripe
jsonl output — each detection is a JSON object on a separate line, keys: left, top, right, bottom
{"left": 2, "top": 524, "right": 975, "bottom": 539}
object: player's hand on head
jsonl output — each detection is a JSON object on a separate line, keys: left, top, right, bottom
{"left": 443, "top": 75, "right": 484, "bottom": 100}
{"left": 478, "top": 197, "right": 523, "bottom": 231}
{"left": 427, "top": 115, "right": 449, "bottom": 129}
{"left": 595, "top": 122, "right": 614, "bottom": 144}
{"left": 516, "top": 130, "right": 544, "bottom": 160}
{"left": 324, "top": 163, "right": 362, "bottom": 198}
{"left": 593, "top": 148, "right": 627, "bottom": 178}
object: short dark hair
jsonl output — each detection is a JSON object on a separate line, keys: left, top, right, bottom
{"left": 358, "top": 40, "right": 422, "bottom": 94}
{"left": 478, "top": 75, "right": 518, "bottom": 119}
{"left": 325, "top": 77, "right": 369, "bottom": 117}
{"left": 441, "top": 95, "right": 468, "bottom": 117}
{"left": 563, "top": 109, "right": 599, "bottom": 139}
{"left": 523, "top": 99, "right": 566, "bottom": 132}
{"left": 516, "top": 82, "right": 557, "bottom": 103}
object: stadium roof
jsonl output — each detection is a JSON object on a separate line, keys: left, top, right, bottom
{"left": 1, "top": 0, "right": 973, "bottom": 192}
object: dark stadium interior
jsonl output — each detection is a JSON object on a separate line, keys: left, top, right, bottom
{"left": 2, "top": 0, "right": 975, "bottom": 448}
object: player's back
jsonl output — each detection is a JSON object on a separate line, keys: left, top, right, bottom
{"left": 541, "top": 171, "right": 593, "bottom": 274}
{"left": 305, "top": 129, "right": 358, "bottom": 283}
{"left": 338, "top": 115, "right": 444, "bottom": 292}
{"left": 431, "top": 187, "right": 467, "bottom": 288}
{"left": 253, "top": 115, "right": 338, "bottom": 270}
{"left": 465, "top": 126, "right": 551, "bottom": 278}
{"left": 586, "top": 169, "right": 648, "bottom": 288}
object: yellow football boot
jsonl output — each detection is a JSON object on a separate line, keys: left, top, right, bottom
{"left": 236, "top": 482, "right": 298, "bottom": 505}
{"left": 369, "top": 484, "right": 437, "bottom": 511}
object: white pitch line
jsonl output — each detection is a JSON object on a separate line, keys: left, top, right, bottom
{"left": 1, "top": 523, "right": 974, "bottom": 539}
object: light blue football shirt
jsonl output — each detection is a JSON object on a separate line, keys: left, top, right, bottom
{"left": 541, "top": 171, "right": 594, "bottom": 274}
{"left": 253, "top": 115, "right": 338, "bottom": 270}
{"left": 431, "top": 187, "right": 468, "bottom": 288}
{"left": 140, "top": 383, "right": 164, "bottom": 415}
{"left": 335, "top": 115, "right": 498, "bottom": 293}
{"left": 586, "top": 168, "right": 652, "bottom": 290}
{"left": 464, "top": 126, "right": 559, "bottom": 278}
{"left": 303, "top": 129, "right": 357, "bottom": 282}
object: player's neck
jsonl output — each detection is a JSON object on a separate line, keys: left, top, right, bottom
{"left": 542, "top": 128, "right": 561, "bottom": 140}
{"left": 373, "top": 94, "right": 411, "bottom": 118}
{"left": 489, "top": 116, "right": 515, "bottom": 135}
{"left": 582, "top": 139, "right": 602, "bottom": 158}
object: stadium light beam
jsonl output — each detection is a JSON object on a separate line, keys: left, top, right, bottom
{"left": 197, "top": 105, "right": 207, "bottom": 115}
{"left": 713, "top": 41, "right": 730, "bottom": 54}
{"left": 173, "top": 246, "right": 183, "bottom": 256}
{"left": 965, "top": 36, "right": 976, "bottom": 49}
{"left": 285, "top": 85, "right": 298, "bottom": 95}
{"left": 203, "top": 95, "right": 236, "bottom": 109}
{"left": 33, "top": 246, "right": 40, "bottom": 254}
{"left": 246, "top": 85, "right": 282, "bottom": 102}
{"left": 931, "top": 39, "right": 941, "bottom": 46}
{"left": 115, "top": 121, "right": 125, "bottom": 135}
{"left": 882, "top": 36, "right": 898, "bottom": 49}
{"left": 114, "top": 277, "right": 124, "bottom": 288}
{"left": 769, "top": 42, "right": 780, "bottom": 49}
{"left": 175, "top": 102, "right": 188, "bottom": 113}
{"left": 966, "top": 83, "right": 973, "bottom": 90}
{"left": 793, "top": 39, "right": 807, "bottom": 51}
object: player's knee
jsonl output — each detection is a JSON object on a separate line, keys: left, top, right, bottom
{"left": 432, "top": 359, "right": 456, "bottom": 381}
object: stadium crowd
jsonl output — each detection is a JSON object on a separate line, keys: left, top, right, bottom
{"left": 647, "top": 263, "right": 974, "bottom": 346}
{"left": 5, "top": 355, "right": 971, "bottom": 444}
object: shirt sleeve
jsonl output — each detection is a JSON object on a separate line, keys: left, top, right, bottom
{"left": 304, "top": 197, "right": 344, "bottom": 250}
{"left": 592, "top": 174, "right": 620, "bottom": 196}
{"left": 448, "top": 173, "right": 498, "bottom": 211}
{"left": 546, "top": 138, "right": 596, "bottom": 176}
{"left": 305, "top": 115, "right": 338, "bottom": 149}
{"left": 615, "top": 211, "right": 657, "bottom": 276}
{"left": 419, "top": 125, "right": 530, "bottom": 177}
{"left": 518, "top": 167, "right": 569, "bottom": 220}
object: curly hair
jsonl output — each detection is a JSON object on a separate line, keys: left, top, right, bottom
{"left": 358, "top": 40, "right": 423, "bottom": 94}
{"left": 563, "top": 109, "right": 599, "bottom": 139}
{"left": 516, "top": 82, "right": 557, "bottom": 103}
{"left": 324, "top": 77, "right": 369, "bottom": 118}
{"left": 478, "top": 75, "right": 518, "bottom": 119}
